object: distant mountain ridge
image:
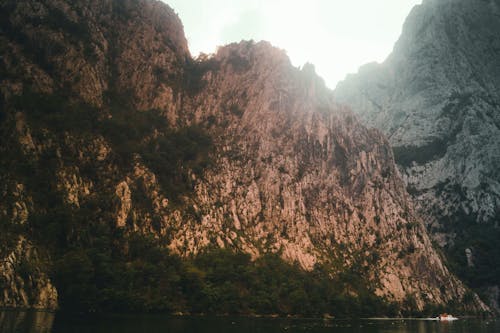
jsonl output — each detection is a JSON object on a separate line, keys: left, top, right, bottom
{"left": 335, "top": 0, "right": 500, "bottom": 311}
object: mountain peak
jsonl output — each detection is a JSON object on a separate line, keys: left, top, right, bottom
{"left": 335, "top": 0, "right": 500, "bottom": 312}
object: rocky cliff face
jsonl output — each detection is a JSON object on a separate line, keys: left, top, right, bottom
{"left": 0, "top": 0, "right": 487, "bottom": 312}
{"left": 335, "top": 0, "right": 500, "bottom": 311}
{"left": 0, "top": 237, "right": 57, "bottom": 310}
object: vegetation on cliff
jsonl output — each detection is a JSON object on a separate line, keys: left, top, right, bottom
{"left": 0, "top": 0, "right": 488, "bottom": 315}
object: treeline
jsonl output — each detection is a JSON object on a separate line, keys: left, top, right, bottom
{"left": 445, "top": 211, "right": 500, "bottom": 306}
{"left": 52, "top": 231, "right": 398, "bottom": 317}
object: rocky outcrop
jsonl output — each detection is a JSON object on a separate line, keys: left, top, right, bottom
{"left": 334, "top": 0, "right": 500, "bottom": 310}
{"left": 0, "top": 0, "right": 488, "bottom": 312}
{"left": 0, "top": 237, "right": 58, "bottom": 310}
{"left": 0, "top": 0, "right": 189, "bottom": 109}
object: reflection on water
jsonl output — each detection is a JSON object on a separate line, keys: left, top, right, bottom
{"left": 0, "top": 310, "right": 54, "bottom": 333}
{"left": 0, "top": 311, "right": 499, "bottom": 333}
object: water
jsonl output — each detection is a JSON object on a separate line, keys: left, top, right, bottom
{"left": 1, "top": 311, "right": 499, "bottom": 333}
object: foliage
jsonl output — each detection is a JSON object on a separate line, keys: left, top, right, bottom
{"left": 141, "top": 126, "right": 212, "bottom": 203}
{"left": 227, "top": 51, "right": 250, "bottom": 73}
{"left": 39, "top": 6, "right": 91, "bottom": 41}
{"left": 0, "top": 217, "right": 24, "bottom": 256}
{"left": 162, "top": 57, "right": 220, "bottom": 96}
{"left": 0, "top": 6, "right": 89, "bottom": 75}
{"left": 50, "top": 229, "right": 399, "bottom": 317}
{"left": 444, "top": 212, "right": 500, "bottom": 305}
{"left": 11, "top": 89, "right": 213, "bottom": 204}
{"left": 12, "top": 90, "right": 99, "bottom": 133}
{"left": 182, "top": 58, "right": 220, "bottom": 96}
{"left": 392, "top": 139, "right": 448, "bottom": 167}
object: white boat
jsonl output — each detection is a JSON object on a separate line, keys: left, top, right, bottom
{"left": 437, "top": 313, "right": 458, "bottom": 321}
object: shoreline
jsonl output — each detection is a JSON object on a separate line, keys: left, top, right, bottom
{"left": 1, "top": 308, "right": 495, "bottom": 321}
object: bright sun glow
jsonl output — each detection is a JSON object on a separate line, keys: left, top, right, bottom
{"left": 163, "top": 0, "right": 422, "bottom": 88}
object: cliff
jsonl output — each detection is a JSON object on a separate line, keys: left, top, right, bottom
{"left": 0, "top": 0, "right": 487, "bottom": 313}
{"left": 335, "top": 0, "right": 500, "bottom": 311}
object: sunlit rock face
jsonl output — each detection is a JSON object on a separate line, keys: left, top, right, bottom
{"left": 0, "top": 0, "right": 488, "bottom": 311}
{"left": 179, "top": 41, "right": 484, "bottom": 310}
{"left": 334, "top": 0, "right": 500, "bottom": 311}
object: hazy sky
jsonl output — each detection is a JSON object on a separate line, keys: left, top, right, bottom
{"left": 163, "top": 0, "right": 422, "bottom": 88}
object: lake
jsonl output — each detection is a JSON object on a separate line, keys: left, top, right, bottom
{"left": 0, "top": 311, "right": 498, "bottom": 333}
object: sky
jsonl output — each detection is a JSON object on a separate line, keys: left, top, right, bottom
{"left": 163, "top": 0, "right": 422, "bottom": 88}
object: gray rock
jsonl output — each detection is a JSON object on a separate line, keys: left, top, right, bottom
{"left": 335, "top": 0, "right": 500, "bottom": 312}
{"left": 335, "top": 0, "right": 500, "bottom": 237}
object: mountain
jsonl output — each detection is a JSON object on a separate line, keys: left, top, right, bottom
{"left": 0, "top": 0, "right": 487, "bottom": 314}
{"left": 335, "top": 0, "right": 500, "bottom": 311}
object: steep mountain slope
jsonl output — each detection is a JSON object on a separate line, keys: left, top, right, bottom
{"left": 335, "top": 0, "right": 500, "bottom": 310}
{"left": 0, "top": 0, "right": 487, "bottom": 313}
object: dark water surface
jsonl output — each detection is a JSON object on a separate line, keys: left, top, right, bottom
{"left": 1, "top": 311, "right": 499, "bottom": 333}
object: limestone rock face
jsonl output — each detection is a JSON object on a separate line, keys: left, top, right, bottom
{"left": 335, "top": 0, "right": 500, "bottom": 234}
{"left": 0, "top": 0, "right": 188, "bottom": 109}
{"left": 174, "top": 41, "right": 484, "bottom": 310}
{"left": 334, "top": 0, "right": 500, "bottom": 310}
{"left": 0, "top": 0, "right": 488, "bottom": 311}
{"left": 0, "top": 237, "right": 58, "bottom": 310}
